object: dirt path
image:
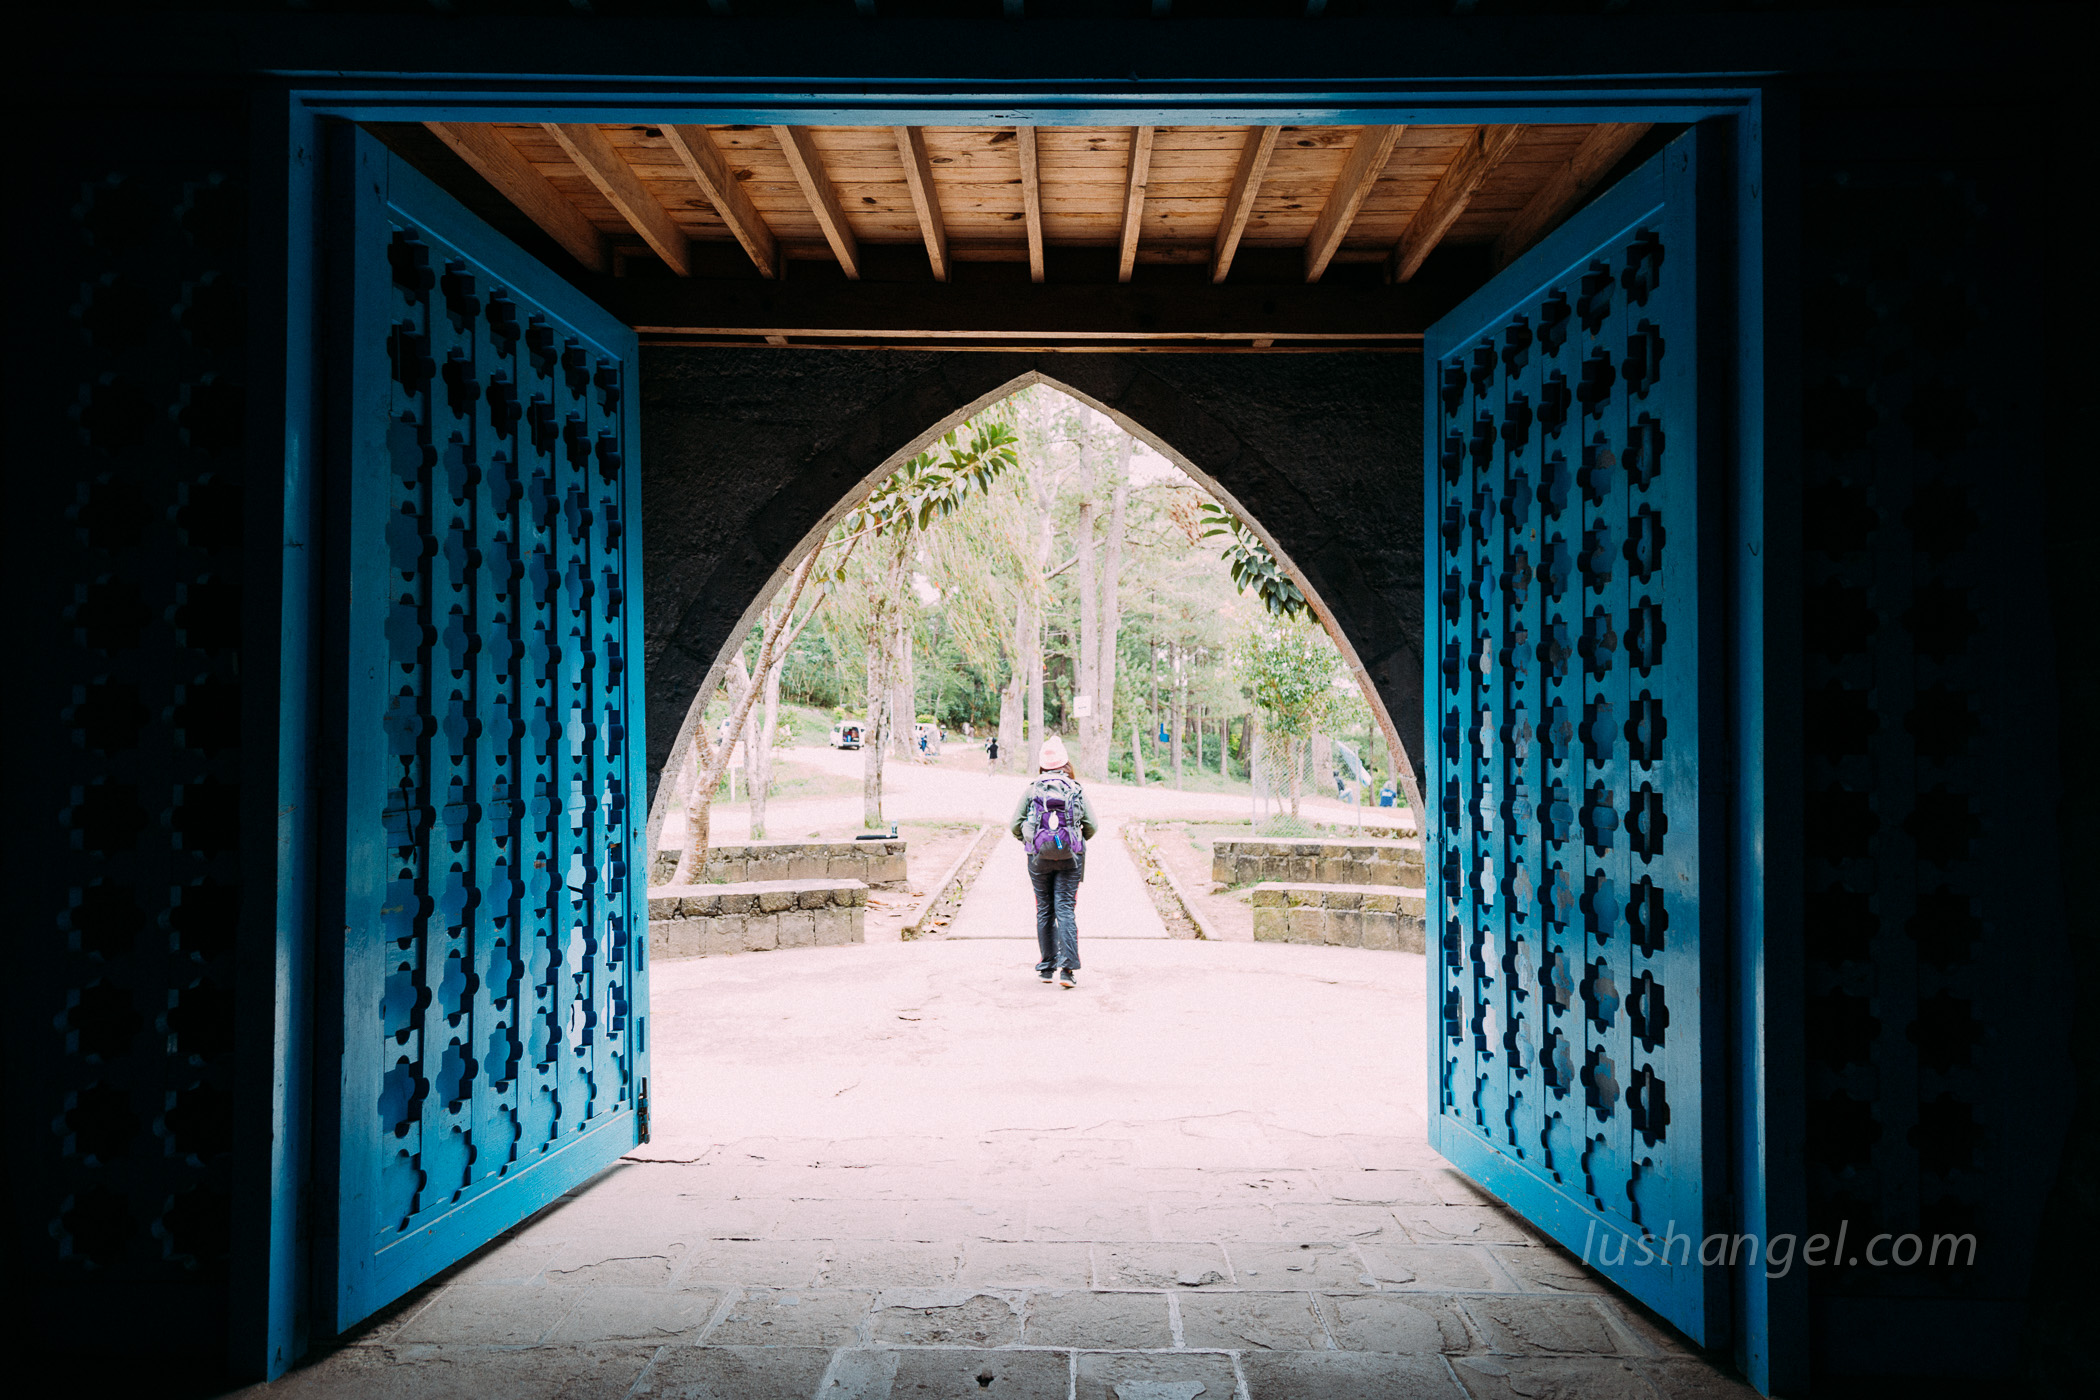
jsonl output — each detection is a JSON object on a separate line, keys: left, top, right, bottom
{"left": 942, "top": 812, "right": 1169, "bottom": 949}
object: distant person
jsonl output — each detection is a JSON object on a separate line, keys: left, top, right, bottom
{"left": 1009, "top": 736, "right": 1097, "bottom": 988}
{"left": 985, "top": 734, "right": 1000, "bottom": 768}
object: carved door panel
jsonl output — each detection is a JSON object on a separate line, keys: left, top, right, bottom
{"left": 319, "top": 128, "right": 648, "bottom": 1330}
{"left": 1424, "top": 129, "right": 1725, "bottom": 1341}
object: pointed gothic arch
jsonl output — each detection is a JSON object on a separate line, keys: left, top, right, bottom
{"left": 639, "top": 351, "right": 1427, "bottom": 846}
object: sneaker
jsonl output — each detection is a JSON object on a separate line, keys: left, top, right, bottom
{"left": 1058, "top": 967, "right": 1077, "bottom": 988}
{"left": 1038, "top": 967, "right": 1054, "bottom": 983}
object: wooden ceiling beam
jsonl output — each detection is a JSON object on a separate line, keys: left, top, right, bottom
{"left": 427, "top": 122, "right": 609, "bottom": 275}
{"left": 1017, "top": 126, "right": 1045, "bottom": 284}
{"left": 1211, "top": 125, "right": 1281, "bottom": 286}
{"left": 1116, "top": 126, "right": 1156, "bottom": 285}
{"left": 893, "top": 126, "right": 950, "bottom": 283}
{"left": 544, "top": 123, "right": 690, "bottom": 277}
{"left": 662, "top": 124, "right": 779, "bottom": 279}
{"left": 1492, "top": 122, "right": 1654, "bottom": 271}
{"left": 594, "top": 275, "right": 1462, "bottom": 342}
{"left": 1389, "top": 123, "right": 1527, "bottom": 284}
{"left": 1303, "top": 124, "right": 1403, "bottom": 284}
{"left": 774, "top": 125, "right": 863, "bottom": 281}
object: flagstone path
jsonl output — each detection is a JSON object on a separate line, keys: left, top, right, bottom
{"left": 239, "top": 930, "right": 1751, "bottom": 1400}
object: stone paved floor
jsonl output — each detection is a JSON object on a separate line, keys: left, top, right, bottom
{"left": 238, "top": 940, "right": 1755, "bottom": 1400}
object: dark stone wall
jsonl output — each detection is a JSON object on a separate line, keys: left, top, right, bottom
{"left": 640, "top": 349, "right": 1424, "bottom": 804}
{"left": 8, "top": 103, "right": 251, "bottom": 1369}
{"left": 1792, "top": 95, "right": 2083, "bottom": 1388}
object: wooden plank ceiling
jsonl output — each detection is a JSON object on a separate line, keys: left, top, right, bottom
{"left": 428, "top": 120, "right": 1651, "bottom": 348}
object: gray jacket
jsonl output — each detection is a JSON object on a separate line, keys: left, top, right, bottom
{"left": 1009, "top": 776, "right": 1098, "bottom": 878}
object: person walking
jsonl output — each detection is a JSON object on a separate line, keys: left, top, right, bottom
{"left": 1009, "top": 735, "right": 1097, "bottom": 988}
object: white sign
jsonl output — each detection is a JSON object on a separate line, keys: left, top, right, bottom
{"left": 1073, "top": 694, "right": 1093, "bottom": 718}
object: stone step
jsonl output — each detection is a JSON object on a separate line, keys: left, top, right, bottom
{"left": 1214, "top": 836, "right": 1425, "bottom": 890}
{"left": 647, "top": 877, "right": 867, "bottom": 960}
{"left": 651, "top": 837, "right": 907, "bottom": 889}
{"left": 1249, "top": 880, "right": 1429, "bottom": 953}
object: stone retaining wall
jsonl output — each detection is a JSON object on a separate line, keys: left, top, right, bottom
{"left": 1214, "top": 836, "right": 1425, "bottom": 890}
{"left": 1250, "top": 881, "right": 1428, "bottom": 952}
{"left": 650, "top": 838, "right": 907, "bottom": 889}
{"left": 646, "top": 878, "right": 866, "bottom": 959}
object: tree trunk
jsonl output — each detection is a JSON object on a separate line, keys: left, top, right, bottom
{"left": 749, "top": 648, "right": 783, "bottom": 839}
{"left": 739, "top": 698, "right": 759, "bottom": 828}
{"left": 1250, "top": 718, "right": 1263, "bottom": 821}
{"left": 1131, "top": 722, "right": 1145, "bottom": 787}
{"left": 671, "top": 550, "right": 819, "bottom": 885}
{"left": 882, "top": 533, "right": 913, "bottom": 760}
{"left": 893, "top": 618, "right": 915, "bottom": 760}
{"left": 1088, "top": 437, "right": 1130, "bottom": 781}
{"left": 1171, "top": 648, "right": 1184, "bottom": 791}
{"left": 1025, "top": 471, "right": 1054, "bottom": 772}
{"left": 1287, "top": 733, "right": 1303, "bottom": 819}
{"left": 998, "top": 597, "right": 1026, "bottom": 773}
{"left": 1074, "top": 474, "right": 1099, "bottom": 778}
{"left": 863, "top": 591, "right": 889, "bottom": 828}
{"left": 1148, "top": 612, "right": 1159, "bottom": 780}
{"left": 997, "top": 665, "right": 1023, "bottom": 773}
{"left": 1025, "top": 606, "right": 1045, "bottom": 771}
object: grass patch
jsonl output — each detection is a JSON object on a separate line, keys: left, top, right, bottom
{"left": 711, "top": 756, "right": 863, "bottom": 803}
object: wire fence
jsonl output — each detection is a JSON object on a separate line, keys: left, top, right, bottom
{"left": 1248, "top": 728, "right": 1364, "bottom": 831}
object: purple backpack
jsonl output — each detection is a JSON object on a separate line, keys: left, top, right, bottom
{"left": 1026, "top": 779, "right": 1085, "bottom": 865}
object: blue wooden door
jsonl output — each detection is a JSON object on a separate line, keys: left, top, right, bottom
{"left": 319, "top": 128, "right": 648, "bottom": 1331}
{"left": 1425, "top": 128, "right": 1725, "bottom": 1342}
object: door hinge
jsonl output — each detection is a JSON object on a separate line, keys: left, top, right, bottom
{"left": 637, "top": 1076, "right": 650, "bottom": 1143}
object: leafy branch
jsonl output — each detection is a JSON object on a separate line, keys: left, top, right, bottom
{"left": 1197, "top": 501, "right": 1306, "bottom": 618}
{"left": 843, "top": 420, "right": 1023, "bottom": 542}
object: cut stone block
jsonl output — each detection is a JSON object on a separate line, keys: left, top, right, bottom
{"left": 1075, "top": 1351, "right": 1243, "bottom": 1400}
{"left": 1246, "top": 882, "right": 1428, "bottom": 951}
{"left": 701, "top": 1288, "right": 876, "bottom": 1347}
{"left": 1022, "top": 1289, "right": 1174, "bottom": 1349}
{"left": 1215, "top": 835, "right": 1426, "bottom": 889}
{"left": 653, "top": 838, "right": 910, "bottom": 890}
{"left": 775, "top": 909, "right": 816, "bottom": 948}
{"left": 631, "top": 1345, "right": 834, "bottom": 1400}
{"left": 870, "top": 1291, "right": 1020, "bottom": 1346}
{"left": 1176, "top": 1291, "right": 1329, "bottom": 1350}
{"left": 648, "top": 878, "right": 867, "bottom": 961}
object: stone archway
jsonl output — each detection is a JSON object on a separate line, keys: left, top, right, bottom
{"left": 639, "top": 350, "right": 1426, "bottom": 843}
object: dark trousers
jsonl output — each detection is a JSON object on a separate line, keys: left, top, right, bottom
{"left": 1029, "top": 862, "right": 1082, "bottom": 971}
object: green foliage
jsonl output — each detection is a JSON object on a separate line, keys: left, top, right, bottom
{"left": 1235, "top": 621, "right": 1341, "bottom": 739}
{"left": 840, "top": 419, "right": 1022, "bottom": 548}
{"left": 1198, "top": 502, "right": 1306, "bottom": 618}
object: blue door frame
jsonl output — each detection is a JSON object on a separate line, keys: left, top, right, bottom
{"left": 256, "top": 80, "right": 1797, "bottom": 1392}
{"left": 1424, "top": 125, "right": 1732, "bottom": 1343}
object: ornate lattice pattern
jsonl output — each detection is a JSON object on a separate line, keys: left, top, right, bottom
{"left": 358, "top": 210, "right": 639, "bottom": 1249}
{"left": 39, "top": 150, "right": 248, "bottom": 1291}
{"left": 1797, "top": 116, "right": 2064, "bottom": 1308}
{"left": 1429, "top": 161, "right": 1709, "bottom": 1329}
